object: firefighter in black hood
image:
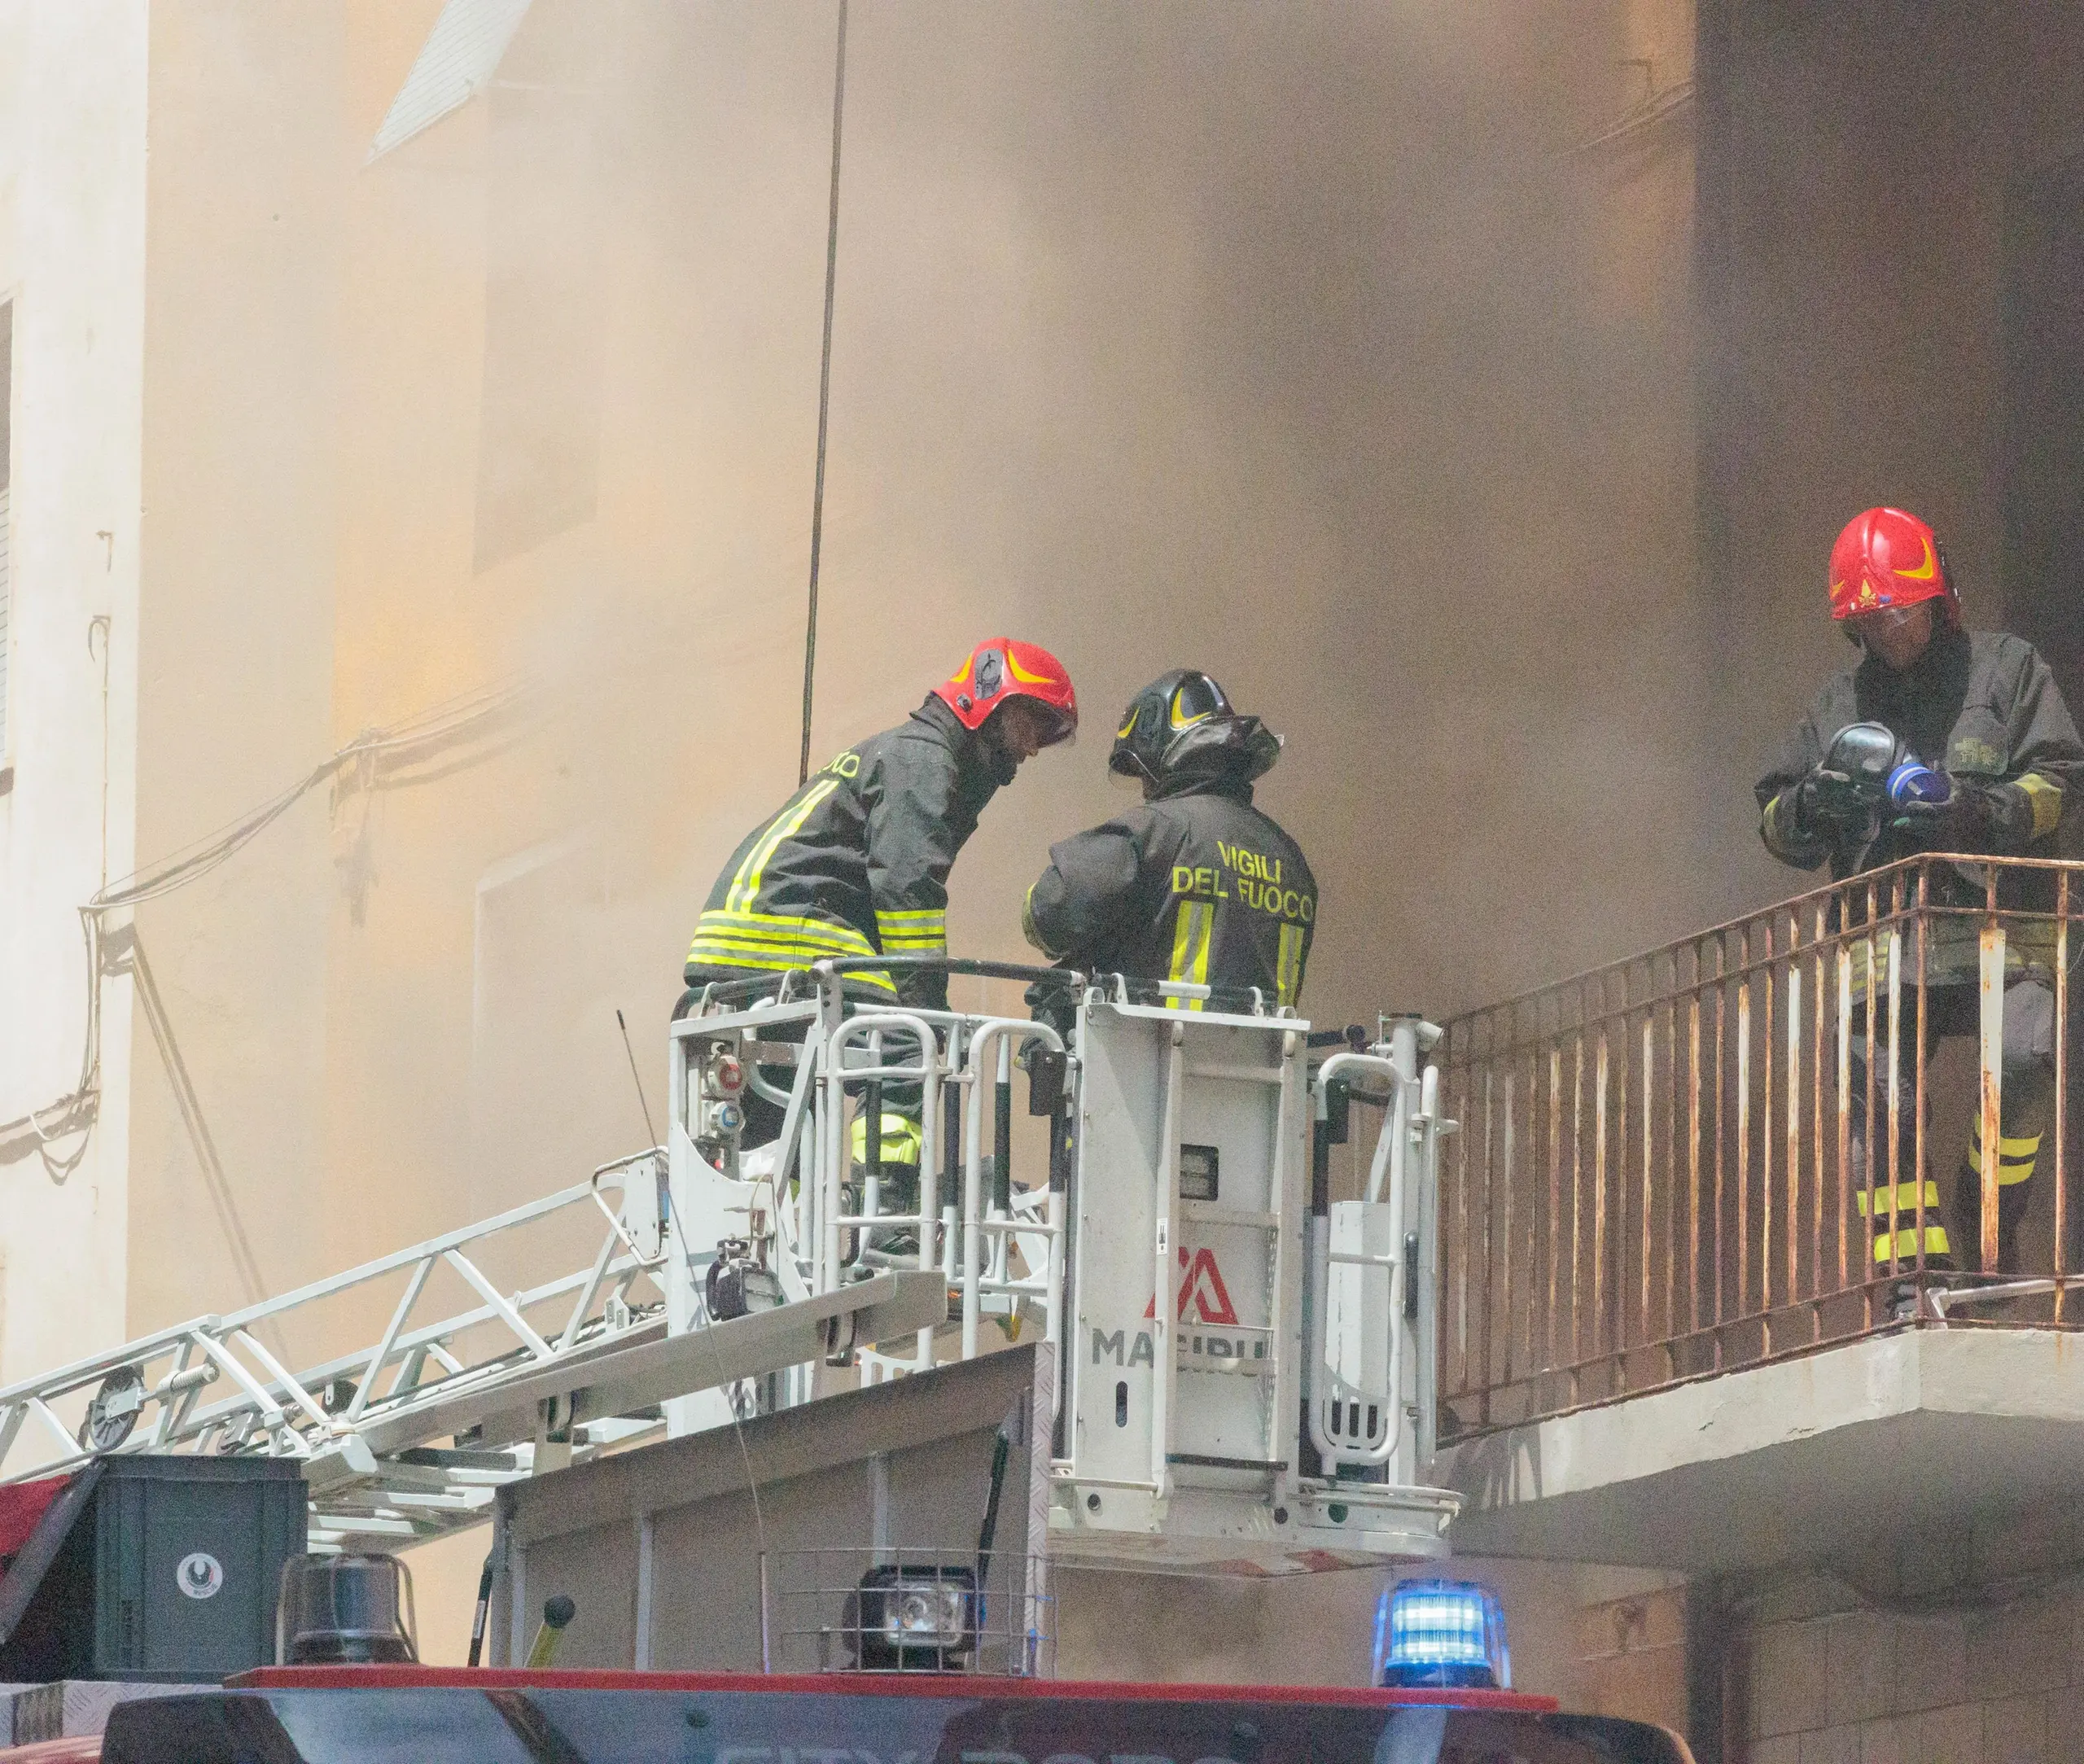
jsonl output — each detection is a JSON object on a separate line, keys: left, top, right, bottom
{"left": 1755, "top": 506, "right": 2084, "bottom": 1272}
{"left": 1023, "top": 670, "right": 1316, "bottom": 1011}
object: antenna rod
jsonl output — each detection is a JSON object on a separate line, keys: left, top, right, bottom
{"left": 615, "top": 1009, "right": 660, "bottom": 1149}
{"left": 799, "top": 0, "right": 849, "bottom": 786}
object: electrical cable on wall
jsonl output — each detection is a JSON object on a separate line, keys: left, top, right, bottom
{"left": 798, "top": 0, "right": 849, "bottom": 786}
{"left": 0, "top": 679, "right": 536, "bottom": 1195}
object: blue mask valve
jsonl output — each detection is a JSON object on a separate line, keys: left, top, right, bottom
{"left": 1887, "top": 760, "right": 1951, "bottom": 808}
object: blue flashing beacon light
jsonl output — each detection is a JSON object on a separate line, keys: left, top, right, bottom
{"left": 1373, "top": 1578, "right": 1511, "bottom": 1691}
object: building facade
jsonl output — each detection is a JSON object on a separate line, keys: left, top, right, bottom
{"left": 50, "top": 4, "right": 2084, "bottom": 1743}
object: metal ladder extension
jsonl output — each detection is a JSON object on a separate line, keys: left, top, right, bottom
{"left": 0, "top": 1151, "right": 943, "bottom": 1553}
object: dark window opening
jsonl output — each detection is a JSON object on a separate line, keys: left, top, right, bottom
{"left": 2002, "top": 153, "right": 2084, "bottom": 758}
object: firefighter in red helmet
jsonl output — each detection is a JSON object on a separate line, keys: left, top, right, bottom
{"left": 1756, "top": 508, "right": 2084, "bottom": 1272}
{"left": 685, "top": 637, "right": 1077, "bottom": 1019}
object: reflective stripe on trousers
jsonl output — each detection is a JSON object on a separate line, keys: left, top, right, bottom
{"left": 1966, "top": 1121, "right": 2043, "bottom": 1188}
{"left": 1857, "top": 1180, "right": 1949, "bottom": 1266}
{"left": 1874, "top": 1224, "right": 1951, "bottom": 1264}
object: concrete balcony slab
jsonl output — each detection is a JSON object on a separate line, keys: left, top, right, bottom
{"left": 1435, "top": 1328, "right": 2084, "bottom": 1572}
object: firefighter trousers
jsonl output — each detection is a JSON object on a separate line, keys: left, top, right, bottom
{"left": 1847, "top": 977, "right": 2056, "bottom": 1273}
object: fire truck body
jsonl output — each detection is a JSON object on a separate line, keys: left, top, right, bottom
{"left": 59, "top": 1669, "right": 1691, "bottom": 1764}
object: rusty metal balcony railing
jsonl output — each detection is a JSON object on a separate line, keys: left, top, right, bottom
{"left": 1435, "top": 855, "right": 2079, "bottom": 1438}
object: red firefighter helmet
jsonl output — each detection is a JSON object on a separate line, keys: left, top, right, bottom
{"left": 932, "top": 638, "right": 1078, "bottom": 744}
{"left": 1828, "top": 507, "right": 1959, "bottom": 628}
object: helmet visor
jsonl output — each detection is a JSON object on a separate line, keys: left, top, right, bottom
{"left": 1846, "top": 602, "right": 1931, "bottom": 634}
{"left": 1026, "top": 696, "right": 1078, "bottom": 749}
{"left": 989, "top": 693, "right": 1078, "bottom": 759}
{"left": 1167, "top": 673, "right": 1232, "bottom": 729}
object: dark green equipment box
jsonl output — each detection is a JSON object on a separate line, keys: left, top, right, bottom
{"left": 0, "top": 1457, "right": 306, "bottom": 1683}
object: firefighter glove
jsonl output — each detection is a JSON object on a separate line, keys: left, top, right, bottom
{"left": 1892, "top": 781, "right": 1997, "bottom": 848}
{"left": 1793, "top": 767, "right": 1863, "bottom": 835}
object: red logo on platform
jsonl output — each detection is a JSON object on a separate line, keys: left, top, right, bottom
{"left": 1143, "top": 1246, "right": 1239, "bottom": 1325}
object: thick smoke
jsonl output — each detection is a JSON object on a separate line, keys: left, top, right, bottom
{"left": 68, "top": 0, "right": 1718, "bottom": 1666}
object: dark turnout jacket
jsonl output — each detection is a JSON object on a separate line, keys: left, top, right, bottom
{"left": 1754, "top": 628, "right": 2084, "bottom": 985}
{"left": 685, "top": 696, "right": 1005, "bottom": 1009}
{"left": 1754, "top": 628, "right": 2082, "bottom": 877}
{"left": 1022, "top": 778, "right": 1316, "bottom": 1009}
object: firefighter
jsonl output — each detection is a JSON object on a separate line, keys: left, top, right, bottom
{"left": 685, "top": 637, "right": 1078, "bottom": 1156}
{"left": 1022, "top": 669, "right": 1316, "bottom": 1012}
{"left": 1755, "top": 506, "right": 2084, "bottom": 1273}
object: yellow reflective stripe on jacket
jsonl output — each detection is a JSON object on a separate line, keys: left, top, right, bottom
{"left": 1168, "top": 901, "right": 1214, "bottom": 1010}
{"left": 688, "top": 903, "right": 896, "bottom": 993}
{"left": 685, "top": 944, "right": 853, "bottom": 971}
{"left": 683, "top": 949, "right": 899, "bottom": 993}
{"left": 1020, "top": 882, "right": 1054, "bottom": 957}
{"left": 1761, "top": 791, "right": 1815, "bottom": 856}
{"left": 725, "top": 779, "right": 841, "bottom": 913}
{"left": 688, "top": 938, "right": 832, "bottom": 968}
{"left": 690, "top": 921, "right": 881, "bottom": 962}
{"left": 694, "top": 908, "right": 878, "bottom": 954}
{"left": 1275, "top": 923, "right": 1306, "bottom": 1008}
{"left": 2016, "top": 772, "right": 2064, "bottom": 840}
{"left": 1872, "top": 1224, "right": 1950, "bottom": 1264}
{"left": 1855, "top": 1180, "right": 1939, "bottom": 1219}
{"left": 687, "top": 937, "right": 871, "bottom": 972}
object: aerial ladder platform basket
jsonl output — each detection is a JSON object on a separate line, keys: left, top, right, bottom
{"left": 2, "top": 958, "right": 1458, "bottom": 1576}
{"left": 669, "top": 957, "right": 1460, "bottom": 1574}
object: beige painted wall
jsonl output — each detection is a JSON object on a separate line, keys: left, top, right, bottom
{"left": 0, "top": 0, "right": 147, "bottom": 1393}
